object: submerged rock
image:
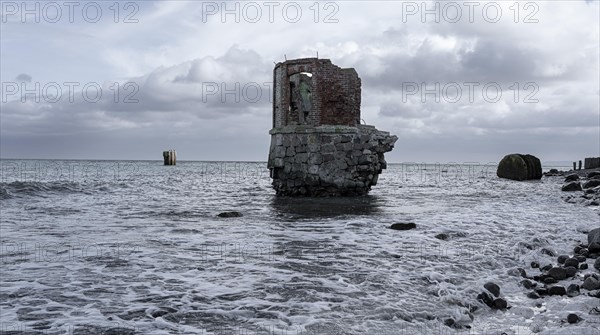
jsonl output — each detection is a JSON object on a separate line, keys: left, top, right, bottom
{"left": 217, "top": 211, "right": 243, "bottom": 218}
{"left": 496, "top": 153, "right": 542, "bottom": 181}
{"left": 567, "top": 313, "right": 581, "bottom": 324}
{"left": 389, "top": 223, "right": 416, "bottom": 231}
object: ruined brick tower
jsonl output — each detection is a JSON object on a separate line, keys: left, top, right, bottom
{"left": 268, "top": 58, "right": 397, "bottom": 196}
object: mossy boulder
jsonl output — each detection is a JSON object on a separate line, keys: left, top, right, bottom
{"left": 497, "top": 154, "right": 542, "bottom": 181}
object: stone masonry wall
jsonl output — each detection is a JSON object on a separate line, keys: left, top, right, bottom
{"left": 268, "top": 125, "right": 398, "bottom": 196}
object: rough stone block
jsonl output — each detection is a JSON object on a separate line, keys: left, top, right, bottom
{"left": 286, "top": 146, "right": 296, "bottom": 157}
{"left": 322, "top": 143, "right": 335, "bottom": 153}
{"left": 275, "top": 146, "right": 286, "bottom": 158}
{"left": 308, "top": 144, "right": 321, "bottom": 152}
{"left": 308, "top": 153, "right": 323, "bottom": 165}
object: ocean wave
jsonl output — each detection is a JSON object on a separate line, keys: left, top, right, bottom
{"left": 0, "top": 180, "right": 125, "bottom": 199}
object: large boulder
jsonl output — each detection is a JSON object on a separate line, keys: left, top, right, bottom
{"left": 497, "top": 154, "right": 542, "bottom": 181}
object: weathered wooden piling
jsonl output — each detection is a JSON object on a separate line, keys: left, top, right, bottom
{"left": 584, "top": 157, "right": 600, "bottom": 169}
{"left": 573, "top": 162, "right": 576, "bottom": 171}
{"left": 163, "top": 150, "right": 176, "bottom": 165}
{"left": 578, "top": 160, "right": 582, "bottom": 170}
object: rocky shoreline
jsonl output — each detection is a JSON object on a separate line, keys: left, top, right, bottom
{"left": 551, "top": 168, "right": 600, "bottom": 208}
{"left": 442, "top": 170, "right": 600, "bottom": 333}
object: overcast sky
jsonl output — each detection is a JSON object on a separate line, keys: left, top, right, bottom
{"left": 1, "top": 0, "right": 599, "bottom": 163}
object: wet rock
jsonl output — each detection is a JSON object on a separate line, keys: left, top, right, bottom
{"left": 547, "top": 267, "right": 567, "bottom": 280}
{"left": 435, "top": 233, "right": 449, "bottom": 240}
{"left": 508, "top": 267, "right": 527, "bottom": 278}
{"left": 548, "top": 286, "right": 566, "bottom": 296}
{"left": 527, "top": 292, "right": 540, "bottom": 299}
{"left": 557, "top": 255, "right": 569, "bottom": 264}
{"left": 497, "top": 154, "right": 542, "bottom": 181}
{"left": 595, "top": 258, "right": 600, "bottom": 271}
{"left": 587, "top": 171, "right": 600, "bottom": 178}
{"left": 589, "top": 228, "right": 600, "bottom": 245}
{"left": 583, "top": 179, "right": 600, "bottom": 189}
{"left": 492, "top": 298, "right": 508, "bottom": 310}
{"left": 580, "top": 263, "right": 588, "bottom": 270}
{"left": 151, "top": 309, "right": 173, "bottom": 318}
{"left": 541, "top": 248, "right": 556, "bottom": 257}
{"left": 443, "top": 318, "right": 455, "bottom": 327}
{"left": 582, "top": 277, "right": 600, "bottom": 291}
{"left": 564, "top": 174, "right": 579, "bottom": 182}
{"left": 567, "top": 313, "right": 581, "bottom": 324}
{"left": 566, "top": 284, "right": 580, "bottom": 297}
{"left": 574, "top": 245, "right": 583, "bottom": 254}
{"left": 389, "top": 223, "right": 416, "bottom": 231}
{"left": 217, "top": 211, "right": 243, "bottom": 218}
{"left": 589, "top": 242, "right": 600, "bottom": 253}
{"left": 530, "top": 261, "right": 539, "bottom": 269}
{"left": 541, "top": 264, "right": 553, "bottom": 271}
{"left": 535, "top": 288, "right": 548, "bottom": 296}
{"left": 588, "top": 171, "right": 600, "bottom": 178}
{"left": 484, "top": 282, "right": 501, "bottom": 297}
{"left": 564, "top": 258, "right": 579, "bottom": 268}
{"left": 575, "top": 255, "right": 587, "bottom": 263}
{"left": 565, "top": 266, "right": 577, "bottom": 278}
{"left": 562, "top": 182, "right": 582, "bottom": 192}
{"left": 544, "top": 277, "right": 558, "bottom": 285}
{"left": 520, "top": 279, "right": 536, "bottom": 289}
{"left": 477, "top": 292, "right": 494, "bottom": 307}
{"left": 577, "top": 248, "right": 590, "bottom": 257}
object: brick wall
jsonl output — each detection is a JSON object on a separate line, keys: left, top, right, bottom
{"left": 273, "top": 58, "right": 361, "bottom": 128}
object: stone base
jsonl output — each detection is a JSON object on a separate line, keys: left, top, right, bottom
{"left": 267, "top": 125, "right": 397, "bottom": 196}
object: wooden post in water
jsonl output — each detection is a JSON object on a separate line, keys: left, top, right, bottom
{"left": 573, "top": 162, "right": 576, "bottom": 171}
{"left": 163, "top": 150, "right": 176, "bottom": 165}
{"left": 578, "top": 160, "right": 582, "bottom": 170}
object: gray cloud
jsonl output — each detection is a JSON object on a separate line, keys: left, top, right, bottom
{"left": 15, "top": 73, "right": 32, "bottom": 82}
